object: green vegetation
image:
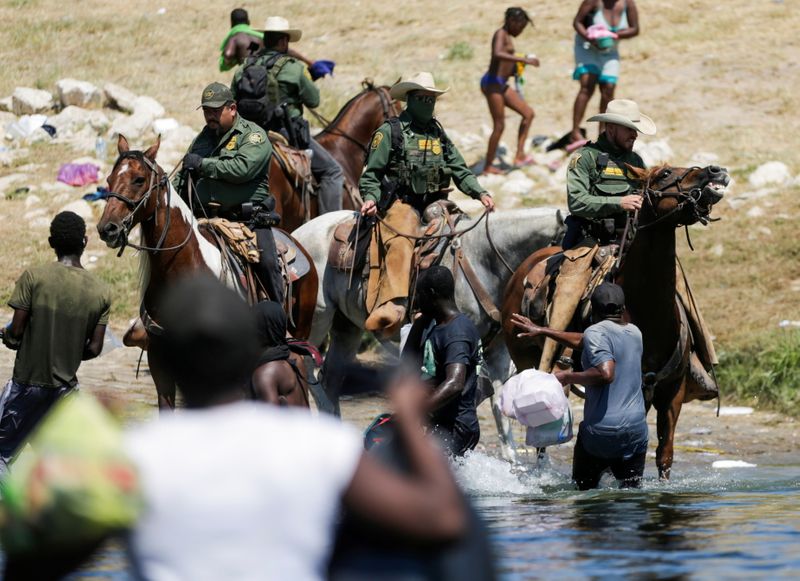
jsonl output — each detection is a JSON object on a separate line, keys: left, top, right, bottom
{"left": 717, "top": 330, "right": 800, "bottom": 416}
{"left": 445, "top": 41, "right": 474, "bottom": 61}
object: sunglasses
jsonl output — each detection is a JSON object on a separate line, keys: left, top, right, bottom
{"left": 411, "top": 95, "right": 437, "bottom": 104}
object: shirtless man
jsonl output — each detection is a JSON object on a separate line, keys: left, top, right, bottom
{"left": 570, "top": 0, "right": 640, "bottom": 143}
{"left": 219, "top": 8, "right": 315, "bottom": 72}
{"left": 251, "top": 301, "right": 307, "bottom": 407}
{"left": 481, "top": 7, "right": 540, "bottom": 174}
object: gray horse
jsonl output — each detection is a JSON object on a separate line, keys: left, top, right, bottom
{"left": 293, "top": 207, "right": 564, "bottom": 460}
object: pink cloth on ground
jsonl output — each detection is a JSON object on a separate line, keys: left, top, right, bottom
{"left": 57, "top": 163, "right": 99, "bottom": 187}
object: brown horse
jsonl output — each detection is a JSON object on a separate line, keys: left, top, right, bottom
{"left": 97, "top": 135, "right": 319, "bottom": 410}
{"left": 501, "top": 164, "right": 730, "bottom": 478}
{"left": 271, "top": 81, "right": 399, "bottom": 231}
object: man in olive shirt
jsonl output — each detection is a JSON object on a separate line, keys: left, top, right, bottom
{"left": 562, "top": 98, "right": 653, "bottom": 249}
{"left": 231, "top": 16, "right": 344, "bottom": 213}
{"left": 0, "top": 212, "right": 110, "bottom": 472}
{"left": 173, "top": 82, "right": 284, "bottom": 303}
{"left": 359, "top": 72, "right": 495, "bottom": 337}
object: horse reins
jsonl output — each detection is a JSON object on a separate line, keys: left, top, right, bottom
{"left": 106, "top": 152, "right": 196, "bottom": 256}
{"left": 309, "top": 83, "right": 397, "bottom": 153}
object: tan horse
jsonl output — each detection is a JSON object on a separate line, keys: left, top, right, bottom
{"left": 501, "top": 164, "right": 730, "bottom": 478}
{"left": 272, "top": 81, "right": 399, "bottom": 231}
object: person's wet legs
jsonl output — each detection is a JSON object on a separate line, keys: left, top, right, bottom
{"left": 482, "top": 86, "right": 507, "bottom": 175}
{"left": 571, "top": 73, "right": 598, "bottom": 143}
{"left": 598, "top": 82, "right": 616, "bottom": 135}
{"left": 309, "top": 139, "right": 344, "bottom": 213}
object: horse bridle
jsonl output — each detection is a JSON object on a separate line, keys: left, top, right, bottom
{"left": 615, "top": 167, "right": 715, "bottom": 268}
{"left": 638, "top": 166, "right": 714, "bottom": 230}
{"left": 309, "top": 83, "right": 398, "bottom": 153}
{"left": 106, "top": 151, "right": 193, "bottom": 255}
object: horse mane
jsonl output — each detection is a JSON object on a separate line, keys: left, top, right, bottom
{"left": 316, "top": 82, "right": 389, "bottom": 135}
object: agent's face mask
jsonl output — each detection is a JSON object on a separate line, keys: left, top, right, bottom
{"left": 406, "top": 94, "right": 436, "bottom": 125}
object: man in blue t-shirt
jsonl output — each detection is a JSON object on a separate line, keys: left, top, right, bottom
{"left": 403, "top": 266, "right": 482, "bottom": 456}
{"left": 512, "top": 282, "right": 648, "bottom": 489}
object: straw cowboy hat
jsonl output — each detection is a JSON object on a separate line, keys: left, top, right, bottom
{"left": 587, "top": 99, "right": 657, "bottom": 136}
{"left": 389, "top": 72, "right": 449, "bottom": 102}
{"left": 259, "top": 16, "right": 302, "bottom": 42}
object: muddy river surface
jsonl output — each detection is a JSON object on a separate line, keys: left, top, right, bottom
{"left": 1, "top": 342, "right": 798, "bottom": 579}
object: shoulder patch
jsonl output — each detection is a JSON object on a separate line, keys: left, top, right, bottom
{"left": 371, "top": 132, "right": 384, "bottom": 149}
{"left": 568, "top": 153, "right": 581, "bottom": 169}
{"left": 248, "top": 132, "right": 264, "bottom": 144}
{"left": 225, "top": 135, "right": 238, "bottom": 150}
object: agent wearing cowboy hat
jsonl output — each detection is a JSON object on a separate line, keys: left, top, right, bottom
{"left": 231, "top": 16, "right": 344, "bottom": 214}
{"left": 563, "top": 98, "right": 655, "bottom": 250}
{"left": 359, "top": 72, "right": 495, "bottom": 337}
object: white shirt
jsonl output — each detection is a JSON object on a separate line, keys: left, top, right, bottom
{"left": 124, "top": 402, "right": 362, "bottom": 581}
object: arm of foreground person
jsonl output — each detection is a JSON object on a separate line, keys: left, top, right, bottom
{"left": 82, "top": 324, "right": 107, "bottom": 360}
{"left": 342, "top": 377, "right": 466, "bottom": 542}
{"left": 555, "top": 360, "right": 615, "bottom": 387}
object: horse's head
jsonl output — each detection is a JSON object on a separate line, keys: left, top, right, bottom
{"left": 630, "top": 164, "right": 729, "bottom": 228}
{"left": 97, "top": 135, "right": 163, "bottom": 249}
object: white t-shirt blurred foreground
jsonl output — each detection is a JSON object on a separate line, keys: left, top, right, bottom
{"left": 124, "top": 402, "right": 363, "bottom": 581}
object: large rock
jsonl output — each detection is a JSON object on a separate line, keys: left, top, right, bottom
{"left": 59, "top": 199, "right": 95, "bottom": 222}
{"left": 48, "top": 106, "right": 110, "bottom": 136}
{"left": 133, "top": 96, "right": 165, "bottom": 120}
{"left": 109, "top": 111, "right": 154, "bottom": 142}
{"left": 634, "top": 139, "right": 673, "bottom": 167}
{"left": 103, "top": 83, "right": 137, "bottom": 113}
{"left": 55, "top": 78, "right": 103, "bottom": 109}
{"left": 501, "top": 170, "right": 535, "bottom": 196}
{"left": 11, "top": 87, "right": 54, "bottom": 115}
{"left": 748, "top": 161, "right": 791, "bottom": 188}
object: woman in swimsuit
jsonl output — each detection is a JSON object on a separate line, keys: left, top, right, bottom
{"left": 481, "top": 7, "right": 540, "bottom": 175}
{"left": 570, "top": 0, "right": 640, "bottom": 144}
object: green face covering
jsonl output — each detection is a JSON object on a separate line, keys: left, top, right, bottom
{"left": 406, "top": 94, "right": 436, "bottom": 125}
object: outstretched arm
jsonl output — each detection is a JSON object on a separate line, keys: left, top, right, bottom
{"left": 511, "top": 313, "right": 584, "bottom": 350}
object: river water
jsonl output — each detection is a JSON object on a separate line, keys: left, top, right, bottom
{"left": 458, "top": 452, "right": 800, "bottom": 579}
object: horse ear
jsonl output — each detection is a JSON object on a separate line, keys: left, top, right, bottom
{"left": 143, "top": 135, "right": 161, "bottom": 161}
{"left": 117, "top": 134, "right": 130, "bottom": 154}
{"left": 625, "top": 164, "right": 647, "bottom": 181}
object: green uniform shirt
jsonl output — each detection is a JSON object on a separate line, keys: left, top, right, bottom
{"left": 230, "top": 50, "right": 318, "bottom": 120}
{"left": 8, "top": 263, "right": 111, "bottom": 388}
{"left": 360, "top": 111, "right": 486, "bottom": 205}
{"left": 566, "top": 132, "right": 646, "bottom": 220}
{"left": 172, "top": 114, "right": 272, "bottom": 213}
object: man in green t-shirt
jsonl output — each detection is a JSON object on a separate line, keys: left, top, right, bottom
{"left": 0, "top": 212, "right": 110, "bottom": 471}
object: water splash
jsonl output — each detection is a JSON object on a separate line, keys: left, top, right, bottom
{"left": 452, "top": 451, "right": 572, "bottom": 496}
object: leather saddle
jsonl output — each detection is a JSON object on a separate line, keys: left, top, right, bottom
{"left": 328, "top": 200, "right": 465, "bottom": 275}
{"left": 269, "top": 132, "right": 315, "bottom": 191}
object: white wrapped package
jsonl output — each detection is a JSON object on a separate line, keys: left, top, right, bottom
{"left": 500, "top": 369, "right": 569, "bottom": 428}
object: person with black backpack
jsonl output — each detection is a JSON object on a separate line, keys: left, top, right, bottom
{"left": 231, "top": 16, "right": 344, "bottom": 214}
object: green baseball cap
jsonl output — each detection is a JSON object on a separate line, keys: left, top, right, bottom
{"left": 199, "top": 82, "right": 234, "bottom": 109}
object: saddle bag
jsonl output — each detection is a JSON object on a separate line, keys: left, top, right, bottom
{"left": 201, "top": 218, "right": 260, "bottom": 264}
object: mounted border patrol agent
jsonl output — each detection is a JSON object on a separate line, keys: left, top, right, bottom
{"left": 359, "top": 72, "right": 495, "bottom": 337}
{"left": 544, "top": 99, "right": 717, "bottom": 400}
{"left": 231, "top": 16, "right": 345, "bottom": 214}
{"left": 173, "top": 82, "right": 284, "bottom": 303}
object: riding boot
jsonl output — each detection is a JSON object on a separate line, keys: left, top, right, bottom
{"left": 539, "top": 245, "right": 598, "bottom": 372}
{"left": 684, "top": 352, "right": 719, "bottom": 403}
{"left": 365, "top": 200, "right": 419, "bottom": 338}
{"left": 255, "top": 227, "right": 285, "bottom": 304}
{"left": 309, "top": 140, "right": 344, "bottom": 213}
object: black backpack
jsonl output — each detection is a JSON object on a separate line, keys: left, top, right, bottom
{"left": 235, "top": 53, "right": 291, "bottom": 130}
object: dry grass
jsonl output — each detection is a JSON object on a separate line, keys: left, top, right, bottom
{"left": 0, "top": 0, "right": 798, "bottom": 349}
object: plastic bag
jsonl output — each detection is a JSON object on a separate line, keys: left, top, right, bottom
{"left": 0, "top": 393, "right": 141, "bottom": 555}
{"left": 499, "top": 369, "right": 568, "bottom": 427}
{"left": 525, "top": 407, "right": 574, "bottom": 448}
{"left": 56, "top": 163, "right": 99, "bottom": 187}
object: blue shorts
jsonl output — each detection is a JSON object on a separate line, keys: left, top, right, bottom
{"left": 480, "top": 72, "right": 508, "bottom": 90}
